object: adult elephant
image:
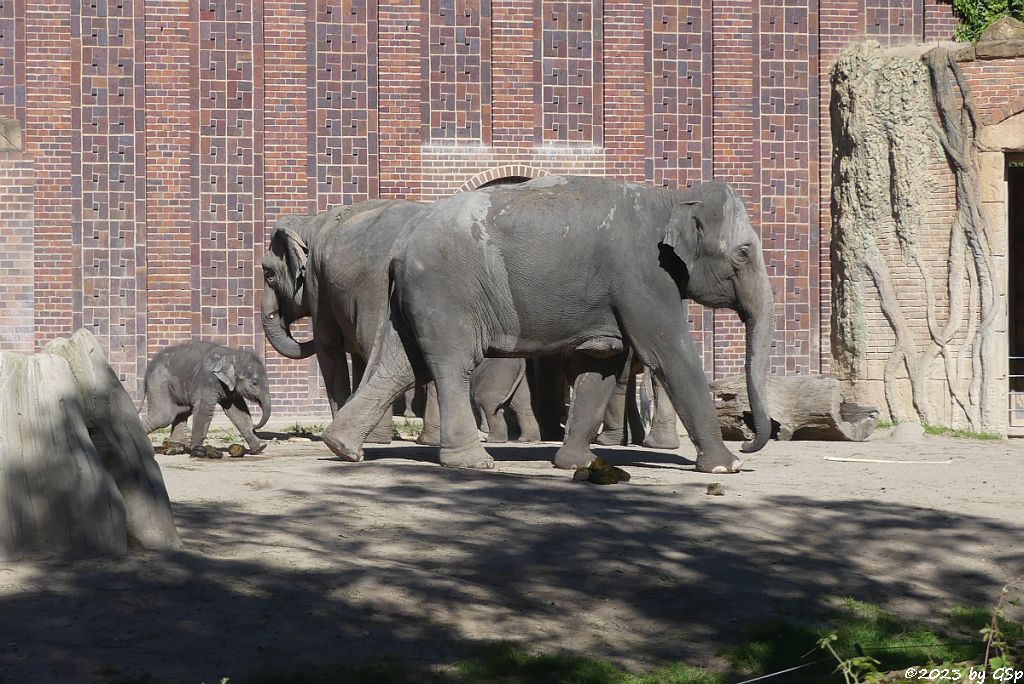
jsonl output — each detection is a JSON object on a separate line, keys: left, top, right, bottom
{"left": 259, "top": 200, "right": 540, "bottom": 444}
{"left": 323, "top": 176, "right": 773, "bottom": 474}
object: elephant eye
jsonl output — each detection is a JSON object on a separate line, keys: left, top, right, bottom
{"left": 264, "top": 270, "right": 275, "bottom": 283}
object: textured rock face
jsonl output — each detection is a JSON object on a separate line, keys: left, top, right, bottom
{"left": 0, "top": 329, "right": 179, "bottom": 560}
{"left": 979, "top": 16, "right": 1024, "bottom": 43}
{"left": 829, "top": 42, "right": 999, "bottom": 433}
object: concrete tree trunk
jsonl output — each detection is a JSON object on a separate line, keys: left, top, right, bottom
{"left": 0, "top": 329, "right": 179, "bottom": 560}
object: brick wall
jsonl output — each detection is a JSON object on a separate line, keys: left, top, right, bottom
{"left": 0, "top": 153, "right": 33, "bottom": 352}
{"left": 0, "top": 1, "right": 994, "bottom": 418}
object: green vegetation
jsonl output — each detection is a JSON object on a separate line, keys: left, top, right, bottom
{"left": 922, "top": 423, "right": 1003, "bottom": 440}
{"left": 952, "top": 0, "right": 1024, "bottom": 42}
{"left": 875, "top": 419, "right": 894, "bottom": 430}
{"left": 393, "top": 417, "right": 424, "bottom": 440}
{"left": 225, "top": 597, "right": 1024, "bottom": 684}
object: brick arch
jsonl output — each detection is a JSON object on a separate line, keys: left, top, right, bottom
{"left": 458, "top": 165, "right": 549, "bottom": 192}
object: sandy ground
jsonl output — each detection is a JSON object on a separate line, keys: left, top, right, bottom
{"left": 1, "top": 427, "right": 1023, "bottom": 683}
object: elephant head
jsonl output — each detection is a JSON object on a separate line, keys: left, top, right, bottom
{"left": 261, "top": 215, "right": 316, "bottom": 360}
{"left": 209, "top": 351, "right": 273, "bottom": 429}
{"left": 662, "top": 181, "right": 775, "bottom": 454}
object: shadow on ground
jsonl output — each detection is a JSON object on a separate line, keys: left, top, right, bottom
{"left": 0, "top": 447, "right": 1020, "bottom": 683}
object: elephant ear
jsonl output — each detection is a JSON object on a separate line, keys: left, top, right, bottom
{"left": 661, "top": 198, "right": 703, "bottom": 269}
{"left": 210, "top": 356, "right": 237, "bottom": 392}
{"left": 270, "top": 216, "right": 310, "bottom": 283}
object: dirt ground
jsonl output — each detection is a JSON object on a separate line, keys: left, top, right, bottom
{"left": 1, "top": 426, "right": 1023, "bottom": 683}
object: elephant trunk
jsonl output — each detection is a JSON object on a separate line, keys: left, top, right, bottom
{"left": 740, "top": 279, "right": 774, "bottom": 453}
{"left": 261, "top": 296, "right": 315, "bottom": 360}
{"left": 254, "top": 393, "right": 271, "bottom": 430}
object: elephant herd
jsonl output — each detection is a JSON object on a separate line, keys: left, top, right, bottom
{"left": 141, "top": 175, "right": 774, "bottom": 474}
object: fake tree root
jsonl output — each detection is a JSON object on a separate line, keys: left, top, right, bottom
{"left": 830, "top": 43, "right": 998, "bottom": 430}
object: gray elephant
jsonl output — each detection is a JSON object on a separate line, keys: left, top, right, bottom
{"left": 139, "top": 341, "right": 271, "bottom": 457}
{"left": 259, "top": 200, "right": 542, "bottom": 445}
{"left": 322, "top": 176, "right": 774, "bottom": 474}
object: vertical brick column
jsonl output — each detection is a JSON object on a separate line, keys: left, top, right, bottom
{"left": 0, "top": 0, "right": 26, "bottom": 124}
{"left": 538, "top": 0, "right": 603, "bottom": 145}
{"left": 310, "top": 0, "right": 379, "bottom": 208}
{"left": 146, "top": 1, "right": 196, "bottom": 357}
{"left": 379, "top": 0, "right": 423, "bottom": 198}
{"left": 195, "top": 2, "right": 264, "bottom": 352}
{"left": 422, "top": 0, "right": 490, "bottom": 143}
{"left": 711, "top": 0, "right": 760, "bottom": 378}
{"left": 759, "top": 0, "right": 814, "bottom": 375}
{"left": 491, "top": 0, "right": 535, "bottom": 145}
{"left": 264, "top": 0, "right": 319, "bottom": 415}
{"left": 650, "top": 0, "right": 711, "bottom": 369}
{"left": 0, "top": 154, "right": 34, "bottom": 353}
{"left": 601, "top": 0, "right": 644, "bottom": 181}
{"left": 25, "top": 1, "right": 73, "bottom": 346}
{"left": 864, "top": 0, "right": 922, "bottom": 44}
{"left": 71, "top": 0, "right": 148, "bottom": 394}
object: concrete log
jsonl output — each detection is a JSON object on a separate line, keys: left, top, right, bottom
{"left": 711, "top": 375, "right": 879, "bottom": 442}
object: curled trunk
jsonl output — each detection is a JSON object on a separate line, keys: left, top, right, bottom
{"left": 260, "top": 309, "right": 315, "bottom": 360}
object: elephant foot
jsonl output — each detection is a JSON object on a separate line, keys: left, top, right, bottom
{"left": 439, "top": 441, "right": 494, "bottom": 469}
{"left": 553, "top": 445, "right": 595, "bottom": 470}
{"left": 594, "top": 429, "right": 625, "bottom": 447}
{"left": 515, "top": 429, "right": 542, "bottom": 444}
{"left": 642, "top": 432, "right": 681, "bottom": 450}
{"left": 484, "top": 434, "right": 509, "bottom": 444}
{"left": 248, "top": 440, "right": 268, "bottom": 455}
{"left": 694, "top": 451, "right": 743, "bottom": 474}
{"left": 323, "top": 427, "right": 365, "bottom": 463}
{"left": 417, "top": 428, "right": 441, "bottom": 447}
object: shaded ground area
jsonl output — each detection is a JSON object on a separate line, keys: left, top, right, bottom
{"left": 1, "top": 431, "right": 1022, "bottom": 683}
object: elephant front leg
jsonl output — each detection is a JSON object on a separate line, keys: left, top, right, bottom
{"left": 554, "top": 353, "right": 626, "bottom": 469}
{"left": 353, "top": 354, "right": 396, "bottom": 444}
{"left": 317, "top": 332, "right": 352, "bottom": 419}
{"left": 481, "top": 405, "right": 510, "bottom": 443}
{"left": 222, "top": 398, "right": 268, "bottom": 454}
{"left": 323, "top": 325, "right": 416, "bottom": 461}
{"left": 642, "top": 374, "right": 681, "bottom": 450}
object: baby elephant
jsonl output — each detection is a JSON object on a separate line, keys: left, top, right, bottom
{"left": 140, "top": 341, "right": 272, "bottom": 457}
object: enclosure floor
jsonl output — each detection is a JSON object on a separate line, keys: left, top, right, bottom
{"left": 1, "top": 431, "right": 1022, "bottom": 682}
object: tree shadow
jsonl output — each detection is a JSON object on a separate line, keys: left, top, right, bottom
{"left": 0, "top": 461, "right": 1020, "bottom": 683}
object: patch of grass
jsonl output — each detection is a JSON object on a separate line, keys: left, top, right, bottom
{"left": 875, "top": 419, "right": 894, "bottom": 430}
{"left": 922, "top": 423, "right": 1002, "bottom": 440}
{"left": 285, "top": 423, "right": 324, "bottom": 439}
{"left": 228, "top": 600, "right": 1024, "bottom": 684}
{"left": 724, "top": 597, "right": 1009, "bottom": 683}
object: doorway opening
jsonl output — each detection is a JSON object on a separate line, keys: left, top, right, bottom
{"left": 477, "top": 175, "right": 530, "bottom": 189}
{"left": 1007, "top": 153, "right": 1024, "bottom": 426}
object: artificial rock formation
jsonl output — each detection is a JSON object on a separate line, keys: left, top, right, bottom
{"left": 830, "top": 41, "right": 998, "bottom": 432}
{"left": 0, "top": 329, "right": 179, "bottom": 560}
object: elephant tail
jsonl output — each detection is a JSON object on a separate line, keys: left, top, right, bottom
{"left": 499, "top": 360, "right": 528, "bottom": 410}
{"left": 638, "top": 372, "right": 654, "bottom": 432}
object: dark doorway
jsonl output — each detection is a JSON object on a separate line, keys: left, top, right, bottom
{"left": 1008, "top": 154, "right": 1024, "bottom": 426}
{"left": 478, "top": 175, "right": 530, "bottom": 189}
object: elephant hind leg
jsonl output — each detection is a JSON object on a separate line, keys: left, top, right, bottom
{"left": 642, "top": 374, "right": 681, "bottom": 450}
{"left": 507, "top": 377, "right": 541, "bottom": 443}
{"left": 433, "top": 362, "right": 493, "bottom": 468}
{"left": 554, "top": 353, "right": 627, "bottom": 470}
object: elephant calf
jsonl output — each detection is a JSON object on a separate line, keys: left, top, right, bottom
{"left": 139, "top": 341, "right": 271, "bottom": 458}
